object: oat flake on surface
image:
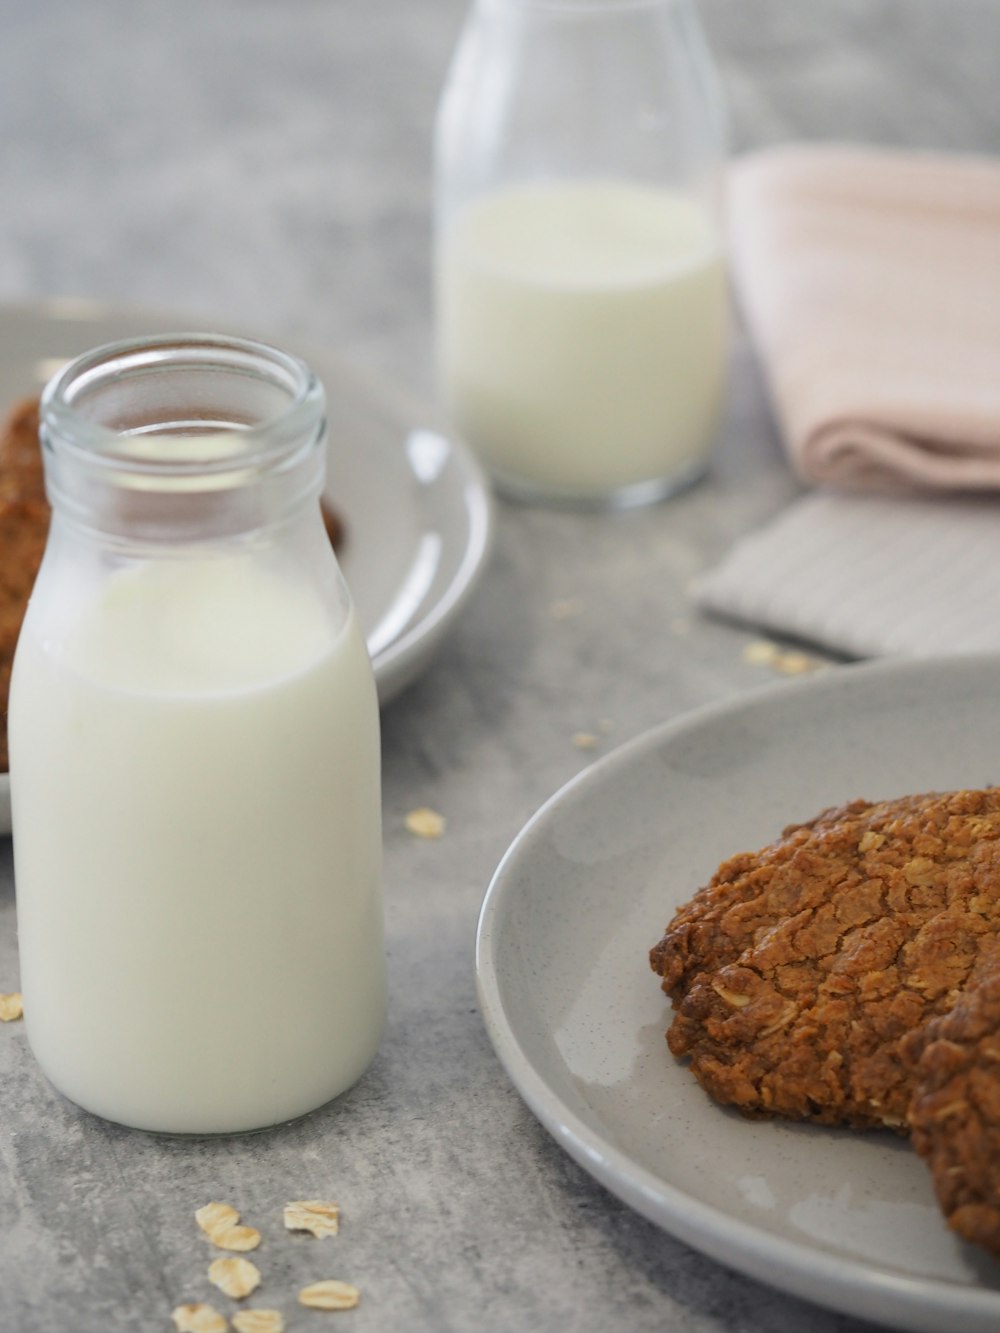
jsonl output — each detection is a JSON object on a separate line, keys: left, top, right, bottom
{"left": 298, "top": 1280, "right": 361, "bottom": 1311}
{"left": 196, "top": 1203, "right": 240, "bottom": 1236}
{"left": 283, "top": 1200, "right": 341, "bottom": 1238}
{"left": 208, "top": 1257, "right": 262, "bottom": 1300}
{"left": 232, "top": 1310, "right": 285, "bottom": 1333}
{"left": 171, "top": 1303, "right": 229, "bottom": 1333}
{"left": 212, "top": 1224, "right": 261, "bottom": 1252}
{"left": 773, "top": 649, "right": 819, "bottom": 675}
{"left": 195, "top": 1202, "right": 261, "bottom": 1252}
{"left": 741, "top": 639, "right": 779, "bottom": 666}
{"left": 0, "top": 992, "right": 23, "bottom": 1022}
{"left": 404, "top": 807, "right": 446, "bottom": 838}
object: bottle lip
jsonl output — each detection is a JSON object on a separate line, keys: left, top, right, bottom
{"left": 40, "top": 332, "right": 325, "bottom": 487}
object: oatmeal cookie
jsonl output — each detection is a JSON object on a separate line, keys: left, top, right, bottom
{"left": 650, "top": 790, "right": 1000, "bottom": 1129}
{"left": 0, "top": 399, "right": 49, "bottom": 771}
{"left": 321, "top": 497, "right": 344, "bottom": 551}
{"left": 904, "top": 949, "right": 1000, "bottom": 1259}
{"left": 0, "top": 396, "right": 44, "bottom": 503}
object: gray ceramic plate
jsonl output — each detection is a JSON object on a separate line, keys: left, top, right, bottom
{"left": 0, "top": 299, "right": 493, "bottom": 835}
{"left": 477, "top": 655, "right": 1000, "bottom": 1333}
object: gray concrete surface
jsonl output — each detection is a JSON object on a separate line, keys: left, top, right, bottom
{"left": 0, "top": 1, "right": 998, "bottom": 1330}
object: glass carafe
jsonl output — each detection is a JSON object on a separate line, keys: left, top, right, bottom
{"left": 434, "top": 0, "right": 728, "bottom": 509}
{"left": 9, "top": 334, "right": 386, "bottom": 1134}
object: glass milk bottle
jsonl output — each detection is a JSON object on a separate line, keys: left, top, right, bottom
{"left": 434, "top": 0, "right": 728, "bottom": 508}
{"left": 8, "top": 334, "right": 386, "bottom": 1135}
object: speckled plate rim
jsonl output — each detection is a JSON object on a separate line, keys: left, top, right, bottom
{"left": 476, "top": 654, "right": 1000, "bottom": 1333}
{"left": 0, "top": 297, "right": 494, "bottom": 836}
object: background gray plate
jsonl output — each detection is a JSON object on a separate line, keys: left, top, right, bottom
{"left": 477, "top": 655, "right": 1000, "bottom": 1333}
{"left": 0, "top": 299, "right": 493, "bottom": 835}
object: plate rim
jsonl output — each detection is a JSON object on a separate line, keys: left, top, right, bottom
{"left": 365, "top": 431, "right": 493, "bottom": 700}
{"left": 476, "top": 653, "right": 1000, "bottom": 1330}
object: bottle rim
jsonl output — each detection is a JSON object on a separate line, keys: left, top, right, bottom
{"left": 40, "top": 332, "right": 326, "bottom": 487}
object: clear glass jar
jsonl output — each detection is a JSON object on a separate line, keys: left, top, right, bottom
{"left": 9, "top": 334, "right": 386, "bottom": 1134}
{"left": 434, "top": 0, "right": 728, "bottom": 509}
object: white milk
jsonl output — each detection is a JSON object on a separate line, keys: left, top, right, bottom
{"left": 10, "top": 554, "right": 385, "bottom": 1134}
{"left": 436, "top": 180, "right": 727, "bottom": 497}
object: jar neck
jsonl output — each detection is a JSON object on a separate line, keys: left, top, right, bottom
{"left": 40, "top": 334, "right": 326, "bottom": 543}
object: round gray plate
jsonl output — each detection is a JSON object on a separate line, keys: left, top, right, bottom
{"left": 477, "top": 655, "right": 1000, "bottom": 1333}
{"left": 0, "top": 299, "right": 493, "bottom": 835}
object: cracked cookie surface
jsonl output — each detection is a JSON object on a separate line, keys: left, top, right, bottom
{"left": 650, "top": 789, "right": 1000, "bottom": 1129}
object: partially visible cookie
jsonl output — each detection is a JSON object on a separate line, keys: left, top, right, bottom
{"left": 320, "top": 497, "right": 344, "bottom": 551}
{"left": 0, "top": 396, "right": 44, "bottom": 503}
{"left": 904, "top": 951, "right": 1000, "bottom": 1260}
{"left": 0, "top": 399, "right": 49, "bottom": 772}
{"left": 651, "top": 789, "right": 1000, "bottom": 1130}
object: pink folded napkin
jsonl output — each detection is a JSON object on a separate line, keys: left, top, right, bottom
{"left": 729, "top": 145, "right": 1000, "bottom": 492}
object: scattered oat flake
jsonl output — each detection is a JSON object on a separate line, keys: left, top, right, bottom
{"left": 232, "top": 1311, "right": 285, "bottom": 1333}
{"left": 208, "top": 1257, "right": 262, "bottom": 1300}
{"left": 550, "top": 596, "right": 585, "bottom": 620}
{"left": 0, "top": 992, "right": 23, "bottom": 1022}
{"left": 404, "top": 807, "right": 446, "bottom": 839}
{"left": 773, "top": 650, "right": 818, "bottom": 675}
{"left": 284, "top": 1200, "right": 341, "bottom": 1238}
{"left": 196, "top": 1203, "right": 261, "bottom": 1252}
{"left": 171, "top": 1304, "right": 229, "bottom": 1333}
{"left": 298, "top": 1281, "right": 361, "bottom": 1311}
{"left": 741, "top": 639, "right": 779, "bottom": 666}
{"left": 212, "top": 1224, "right": 262, "bottom": 1252}
{"left": 196, "top": 1203, "right": 240, "bottom": 1236}
{"left": 572, "top": 732, "right": 598, "bottom": 750}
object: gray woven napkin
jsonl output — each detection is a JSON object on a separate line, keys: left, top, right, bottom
{"left": 694, "top": 490, "right": 1000, "bottom": 658}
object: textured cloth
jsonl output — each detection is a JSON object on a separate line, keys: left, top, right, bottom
{"left": 695, "top": 490, "right": 1000, "bottom": 658}
{"left": 729, "top": 145, "right": 1000, "bottom": 492}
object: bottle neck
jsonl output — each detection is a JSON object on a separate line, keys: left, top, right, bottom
{"left": 41, "top": 334, "right": 326, "bottom": 543}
